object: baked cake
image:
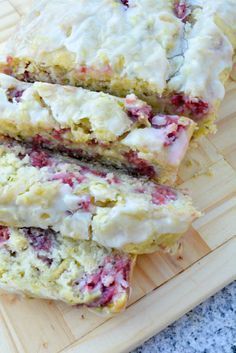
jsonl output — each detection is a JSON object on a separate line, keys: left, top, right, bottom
{"left": 0, "top": 225, "right": 135, "bottom": 313}
{"left": 0, "top": 138, "right": 199, "bottom": 254}
{"left": 0, "top": 74, "right": 196, "bottom": 183}
{"left": 0, "top": 0, "right": 235, "bottom": 135}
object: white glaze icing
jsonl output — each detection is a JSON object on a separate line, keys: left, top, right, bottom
{"left": 168, "top": 14, "right": 233, "bottom": 102}
{"left": 122, "top": 128, "right": 166, "bottom": 153}
{"left": 0, "top": 141, "right": 199, "bottom": 252}
{"left": 0, "top": 74, "right": 195, "bottom": 180}
{"left": 92, "top": 196, "right": 193, "bottom": 248}
{"left": 0, "top": 0, "right": 234, "bottom": 105}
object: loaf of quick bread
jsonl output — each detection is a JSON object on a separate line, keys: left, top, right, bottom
{"left": 0, "top": 225, "right": 135, "bottom": 313}
{"left": 0, "top": 74, "right": 196, "bottom": 184}
{"left": 0, "top": 137, "right": 200, "bottom": 254}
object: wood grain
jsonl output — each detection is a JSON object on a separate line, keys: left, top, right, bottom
{"left": 0, "top": 1, "right": 20, "bottom": 43}
{"left": 0, "top": 2, "right": 236, "bottom": 353}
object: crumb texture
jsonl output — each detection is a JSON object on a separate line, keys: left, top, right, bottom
{"left": 0, "top": 138, "right": 199, "bottom": 253}
{"left": 0, "top": 225, "right": 133, "bottom": 313}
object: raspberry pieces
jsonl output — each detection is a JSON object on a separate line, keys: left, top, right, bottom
{"left": 29, "top": 149, "right": 52, "bottom": 168}
{"left": 23, "top": 227, "right": 55, "bottom": 252}
{"left": 32, "top": 134, "right": 51, "bottom": 146}
{"left": 51, "top": 128, "right": 69, "bottom": 141}
{"left": 7, "top": 88, "right": 24, "bottom": 103}
{"left": 152, "top": 185, "right": 177, "bottom": 205}
{"left": 74, "top": 254, "right": 130, "bottom": 308}
{"left": 125, "top": 95, "right": 153, "bottom": 122}
{"left": 174, "top": 0, "right": 189, "bottom": 22}
{"left": 23, "top": 227, "right": 56, "bottom": 265}
{"left": 52, "top": 172, "right": 76, "bottom": 187}
{"left": 52, "top": 172, "right": 85, "bottom": 187}
{"left": 126, "top": 105, "right": 153, "bottom": 122}
{"left": 77, "top": 196, "right": 91, "bottom": 212}
{"left": 149, "top": 114, "right": 188, "bottom": 147}
{"left": 171, "top": 94, "right": 209, "bottom": 119}
{"left": 0, "top": 226, "right": 10, "bottom": 243}
{"left": 124, "top": 151, "right": 155, "bottom": 178}
{"left": 120, "top": 0, "right": 129, "bottom": 7}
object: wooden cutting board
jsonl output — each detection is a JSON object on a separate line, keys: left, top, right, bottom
{"left": 0, "top": 1, "right": 236, "bottom": 352}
